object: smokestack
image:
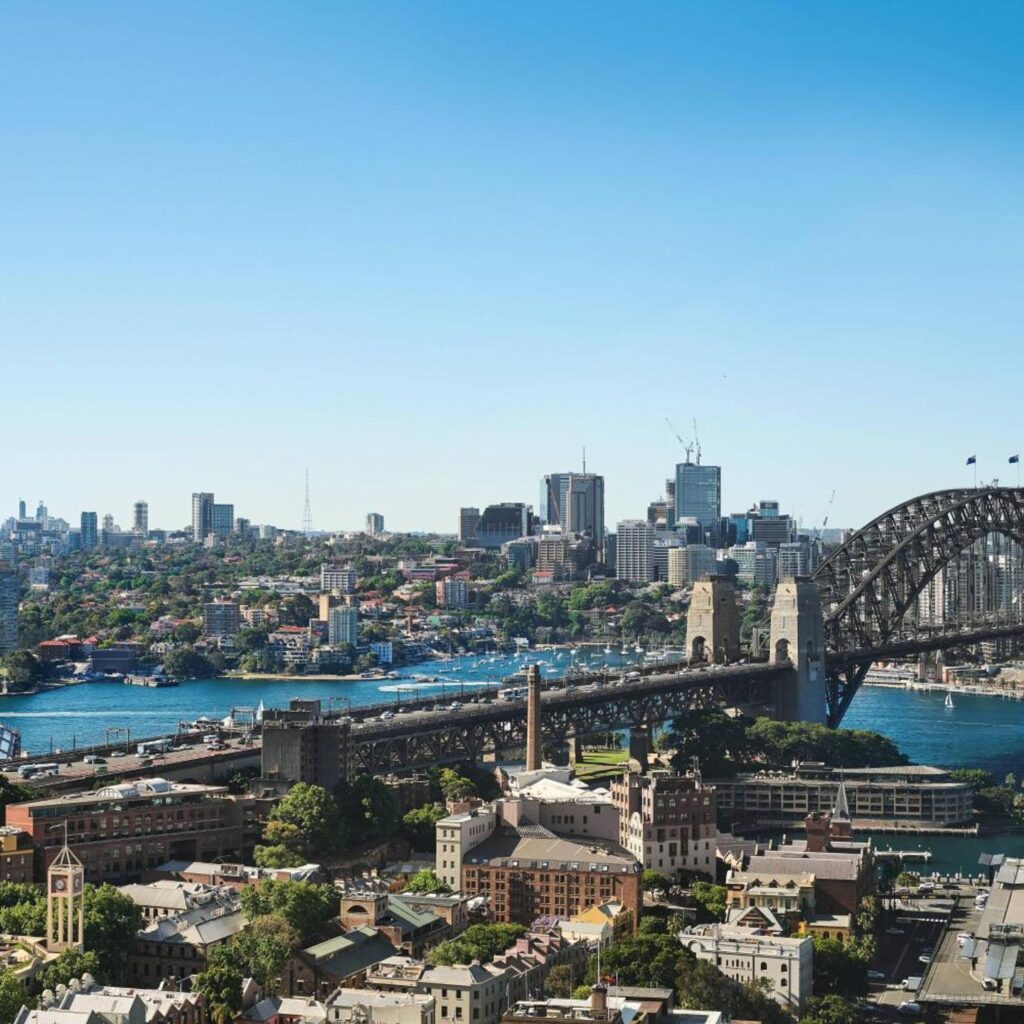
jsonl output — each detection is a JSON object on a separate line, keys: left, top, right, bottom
{"left": 525, "top": 663, "right": 542, "bottom": 771}
{"left": 590, "top": 983, "right": 607, "bottom": 1014}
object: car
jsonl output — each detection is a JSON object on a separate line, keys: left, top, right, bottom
{"left": 886, "top": 927, "right": 906, "bottom": 935}
{"left": 957, "top": 932, "right": 974, "bottom": 943}
{"left": 919, "top": 954, "right": 931, "bottom": 964}
{"left": 897, "top": 1003, "right": 922, "bottom": 1016}
{"left": 867, "top": 970, "right": 885, "bottom": 981}
{"left": 380, "top": 711, "right": 395, "bottom": 721}
{"left": 110, "top": 750, "right": 126, "bottom": 758}
{"left": 138, "top": 754, "right": 154, "bottom": 765}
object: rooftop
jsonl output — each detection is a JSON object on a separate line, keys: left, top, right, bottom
{"left": 466, "top": 826, "right": 639, "bottom": 873}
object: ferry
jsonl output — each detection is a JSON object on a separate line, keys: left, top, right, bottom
{"left": 125, "top": 675, "right": 179, "bottom": 688}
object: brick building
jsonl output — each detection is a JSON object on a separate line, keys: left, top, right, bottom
{"left": 5, "top": 778, "right": 243, "bottom": 884}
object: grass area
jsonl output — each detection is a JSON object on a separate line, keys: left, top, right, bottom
{"left": 574, "top": 747, "right": 630, "bottom": 779}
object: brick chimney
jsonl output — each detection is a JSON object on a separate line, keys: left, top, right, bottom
{"left": 804, "top": 812, "right": 831, "bottom": 853}
{"left": 525, "top": 663, "right": 542, "bottom": 771}
{"left": 590, "top": 983, "right": 607, "bottom": 1014}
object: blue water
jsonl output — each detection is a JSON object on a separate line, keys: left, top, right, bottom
{"left": 0, "top": 647, "right": 647, "bottom": 755}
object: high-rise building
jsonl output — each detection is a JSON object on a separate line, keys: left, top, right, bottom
{"left": 436, "top": 577, "right": 470, "bottom": 609}
{"left": 475, "top": 504, "right": 533, "bottom": 549}
{"left": 80, "top": 512, "right": 98, "bottom": 550}
{"left": 458, "top": 507, "right": 481, "bottom": 543}
{"left": 0, "top": 564, "right": 18, "bottom": 653}
{"left": 212, "top": 503, "right": 234, "bottom": 537}
{"left": 191, "top": 493, "right": 214, "bottom": 542}
{"left": 320, "top": 564, "right": 357, "bottom": 593}
{"left": 667, "top": 544, "right": 717, "bottom": 586}
{"left": 102, "top": 513, "right": 114, "bottom": 533}
{"left": 132, "top": 501, "right": 149, "bottom": 537}
{"left": 328, "top": 606, "right": 359, "bottom": 647}
{"left": 366, "top": 513, "right": 385, "bottom": 536}
{"left": 35, "top": 502, "right": 48, "bottom": 526}
{"left": 674, "top": 463, "right": 721, "bottom": 543}
{"left": 615, "top": 520, "right": 655, "bottom": 583}
{"left": 17, "top": 501, "right": 25, "bottom": 521}
{"left": 541, "top": 473, "right": 605, "bottom": 545}
{"left": 203, "top": 600, "right": 241, "bottom": 637}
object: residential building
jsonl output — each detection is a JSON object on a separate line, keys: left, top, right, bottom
{"left": 727, "top": 542, "right": 776, "bottom": 587}
{"left": 615, "top": 521, "right": 654, "bottom": 583}
{"left": 0, "top": 563, "right": 17, "bottom": 654}
{"left": 501, "top": 988, "right": 702, "bottom": 1024}
{"left": 128, "top": 888, "right": 245, "bottom": 986}
{"left": 724, "top": 871, "right": 816, "bottom": 919}
{"left": 22, "top": 982, "right": 207, "bottom": 1024}
{"left": 191, "top": 493, "right": 214, "bottom": 542}
{"left": 458, "top": 508, "right": 481, "bottom": 544}
{"left": 81, "top": 511, "right": 99, "bottom": 549}
{"left": 329, "top": 606, "right": 359, "bottom": 647}
{"left": 435, "top": 806, "right": 499, "bottom": 890}
{"left": 674, "top": 463, "right": 721, "bottom": 544}
{"left": 459, "top": 825, "right": 641, "bottom": 929}
{"left": 5, "top": 778, "right": 243, "bottom": 884}
{"left": 777, "top": 541, "right": 809, "bottom": 581}
{"left": 420, "top": 962, "right": 510, "bottom": 1024}
{"left": 611, "top": 771, "right": 717, "bottom": 877}
{"left": 367, "top": 513, "right": 385, "bottom": 536}
{"left": 0, "top": 825, "right": 33, "bottom": 882}
{"left": 211, "top": 503, "right": 235, "bottom": 538}
{"left": 325, "top": 988, "right": 435, "bottom": 1024}
{"left": 713, "top": 763, "right": 973, "bottom": 829}
{"left": 133, "top": 501, "right": 149, "bottom": 537}
{"left": 666, "top": 545, "right": 716, "bottom": 587}
{"left": 284, "top": 925, "right": 401, "bottom": 997}
{"left": 321, "top": 564, "right": 357, "bottom": 593}
{"left": 119, "top": 879, "right": 226, "bottom": 922}
{"left": 261, "top": 701, "right": 353, "bottom": 790}
{"left": 436, "top": 577, "right": 470, "bottom": 610}
{"left": 202, "top": 599, "right": 241, "bottom": 638}
{"left": 557, "top": 900, "right": 633, "bottom": 948}
{"left": 681, "top": 926, "right": 812, "bottom": 1010}
{"left": 337, "top": 888, "right": 450, "bottom": 957}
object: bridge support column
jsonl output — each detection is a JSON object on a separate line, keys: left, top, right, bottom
{"left": 686, "top": 576, "right": 740, "bottom": 663}
{"left": 628, "top": 725, "right": 649, "bottom": 770}
{"left": 769, "top": 577, "right": 827, "bottom": 724}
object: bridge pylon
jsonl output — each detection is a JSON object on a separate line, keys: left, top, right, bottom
{"left": 769, "top": 577, "right": 827, "bottom": 724}
{"left": 686, "top": 576, "right": 740, "bottom": 663}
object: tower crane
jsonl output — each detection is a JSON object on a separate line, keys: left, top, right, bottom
{"left": 664, "top": 417, "right": 695, "bottom": 463}
{"left": 815, "top": 490, "right": 836, "bottom": 539}
{"left": 691, "top": 418, "right": 702, "bottom": 465}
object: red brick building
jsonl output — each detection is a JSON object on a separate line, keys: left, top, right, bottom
{"left": 460, "top": 825, "right": 641, "bottom": 931}
{"left": 5, "top": 778, "right": 243, "bottom": 884}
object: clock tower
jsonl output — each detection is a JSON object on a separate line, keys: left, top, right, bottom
{"left": 46, "top": 842, "right": 84, "bottom": 952}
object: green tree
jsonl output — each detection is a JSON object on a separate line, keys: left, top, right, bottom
{"left": 641, "top": 870, "right": 674, "bottom": 892}
{"left": 259, "top": 783, "right": 346, "bottom": 862}
{"left": 161, "top": 646, "right": 218, "bottom": 680}
{"left": 666, "top": 709, "right": 749, "bottom": 777}
{"left": 690, "top": 882, "right": 727, "bottom": 922}
{"left": 0, "top": 651, "right": 44, "bottom": 690}
{"left": 403, "top": 869, "right": 449, "bottom": 894}
{"left": 239, "top": 880, "right": 338, "bottom": 943}
{"left": 341, "top": 776, "right": 400, "bottom": 843}
{"left": 402, "top": 804, "right": 447, "bottom": 851}
{"left": 427, "top": 924, "right": 526, "bottom": 965}
{"left": 949, "top": 767, "right": 996, "bottom": 790}
{"left": 812, "top": 936, "right": 869, "bottom": 998}
{"left": 193, "top": 959, "right": 244, "bottom": 1024}
{"left": 544, "top": 964, "right": 575, "bottom": 998}
{"left": 801, "top": 995, "right": 861, "bottom": 1024}
{"left": 0, "top": 970, "right": 30, "bottom": 1024}
{"left": 436, "top": 768, "right": 477, "bottom": 802}
{"left": 83, "top": 884, "right": 142, "bottom": 981}
{"left": 895, "top": 871, "right": 920, "bottom": 889}
{"left": 596, "top": 931, "right": 685, "bottom": 990}
{"left": 36, "top": 949, "right": 104, "bottom": 990}
{"left": 226, "top": 913, "right": 301, "bottom": 992}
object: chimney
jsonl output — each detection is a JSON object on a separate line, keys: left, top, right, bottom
{"left": 525, "top": 663, "right": 542, "bottom": 772}
{"left": 804, "top": 812, "right": 831, "bottom": 853}
{"left": 590, "top": 983, "right": 607, "bottom": 1014}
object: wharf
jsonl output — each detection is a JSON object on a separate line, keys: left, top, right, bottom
{"left": 875, "top": 847, "right": 933, "bottom": 862}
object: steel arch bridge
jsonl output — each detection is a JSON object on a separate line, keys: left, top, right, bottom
{"left": 812, "top": 487, "right": 1024, "bottom": 724}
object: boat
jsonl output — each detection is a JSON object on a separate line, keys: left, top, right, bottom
{"left": 124, "top": 675, "right": 179, "bottom": 688}
{"left": 604, "top": 645, "right": 612, "bottom": 655}
{"left": 945, "top": 691, "right": 955, "bottom": 709}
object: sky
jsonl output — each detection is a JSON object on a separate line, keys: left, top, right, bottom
{"left": 3, "top": 2, "right": 1024, "bottom": 534}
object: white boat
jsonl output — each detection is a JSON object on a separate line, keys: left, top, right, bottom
{"left": 945, "top": 691, "right": 955, "bottom": 709}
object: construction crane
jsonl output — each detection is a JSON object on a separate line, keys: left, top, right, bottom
{"left": 664, "top": 417, "right": 695, "bottom": 463}
{"left": 691, "top": 418, "right": 702, "bottom": 465}
{"left": 815, "top": 490, "right": 836, "bottom": 539}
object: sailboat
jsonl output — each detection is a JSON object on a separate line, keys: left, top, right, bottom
{"left": 944, "top": 691, "right": 955, "bottom": 709}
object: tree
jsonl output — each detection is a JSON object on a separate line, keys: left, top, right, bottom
{"left": 403, "top": 869, "right": 449, "bottom": 894}
{"left": 161, "top": 646, "right": 218, "bottom": 680}
{"left": 801, "top": 995, "right": 861, "bottom": 1024}
{"left": 427, "top": 924, "right": 526, "bottom": 965}
{"left": 895, "top": 871, "right": 920, "bottom": 889}
{"left": 544, "top": 964, "right": 575, "bottom": 998}
{"left": 812, "top": 936, "right": 869, "bottom": 999}
{"left": 83, "top": 884, "right": 142, "bottom": 981}
{"left": 666, "top": 709, "right": 749, "bottom": 778}
{"left": 690, "top": 881, "right": 727, "bottom": 922}
{"left": 402, "top": 804, "right": 447, "bottom": 851}
{"left": 641, "top": 870, "right": 674, "bottom": 892}
{"left": 0, "top": 651, "right": 44, "bottom": 690}
{"left": 676, "top": 958, "right": 792, "bottom": 1024}
{"left": 239, "top": 880, "right": 338, "bottom": 943}
{"left": 341, "top": 776, "right": 400, "bottom": 843}
{"left": 950, "top": 767, "right": 996, "bottom": 790}
{"left": 0, "top": 970, "right": 29, "bottom": 1024}
{"left": 259, "top": 783, "right": 345, "bottom": 862}
{"left": 596, "top": 931, "right": 685, "bottom": 990}
{"left": 227, "top": 913, "right": 301, "bottom": 992}
{"left": 436, "top": 768, "right": 477, "bottom": 802}
{"left": 193, "top": 959, "right": 244, "bottom": 1024}
{"left": 36, "top": 949, "right": 104, "bottom": 990}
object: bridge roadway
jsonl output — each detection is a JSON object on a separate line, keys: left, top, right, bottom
{"left": 828, "top": 620, "right": 1024, "bottom": 668}
{"left": 345, "top": 660, "right": 786, "bottom": 774}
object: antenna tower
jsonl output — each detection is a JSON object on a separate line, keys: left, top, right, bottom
{"left": 302, "top": 469, "right": 314, "bottom": 535}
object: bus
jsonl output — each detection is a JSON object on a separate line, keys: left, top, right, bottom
{"left": 18, "top": 762, "right": 58, "bottom": 779}
{"left": 136, "top": 740, "right": 170, "bottom": 757}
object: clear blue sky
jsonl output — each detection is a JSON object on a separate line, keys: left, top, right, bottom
{"left": 3, "top": 2, "right": 1023, "bottom": 534}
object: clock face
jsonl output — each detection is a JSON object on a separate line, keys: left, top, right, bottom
{"left": 52, "top": 877, "right": 67, "bottom": 892}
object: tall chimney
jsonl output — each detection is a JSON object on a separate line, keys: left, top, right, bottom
{"left": 525, "top": 663, "right": 542, "bottom": 771}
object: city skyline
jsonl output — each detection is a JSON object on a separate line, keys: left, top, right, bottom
{"left": 4, "top": 3, "right": 1024, "bottom": 531}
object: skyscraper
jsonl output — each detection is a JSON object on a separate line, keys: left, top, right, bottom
{"left": 328, "top": 606, "right": 359, "bottom": 647}
{"left": 17, "top": 501, "right": 25, "bottom": 521}
{"left": 80, "top": 512, "right": 98, "bottom": 550}
{"left": 365, "top": 513, "right": 384, "bottom": 536}
{"left": 675, "top": 462, "right": 721, "bottom": 543}
{"left": 0, "top": 563, "right": 17, "bottom": 653}
{"left": 191, "top": 492, "right": 214, "bottom": 542}
{"left": 542, "top": 472, "right": 605, "bottom": 545}
{"left": 133, "top": 501, "right": 149, "bottom": 537}
{"left": 458, "top": 507, "right": 481, "bottom": 543}
{"left": 212, "top": 503, "right": 235, "bottom": 537}
{"left": 616, "top": 520, "right": 655, "bottom": 583}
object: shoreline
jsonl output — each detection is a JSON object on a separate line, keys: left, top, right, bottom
{"left": 864, "top": 679, "right": 1024, "bottom": 700}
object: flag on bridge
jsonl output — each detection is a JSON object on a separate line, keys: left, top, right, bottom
{"left": 1011, "top": 455, "right": 1020, "bottom": 465}
{"left": 966, "top": 455, "right": 977, "bottom": 465}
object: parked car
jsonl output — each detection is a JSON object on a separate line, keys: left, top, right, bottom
{"left": 897, "top": 1003, "right": 921, "bottom": 1016}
